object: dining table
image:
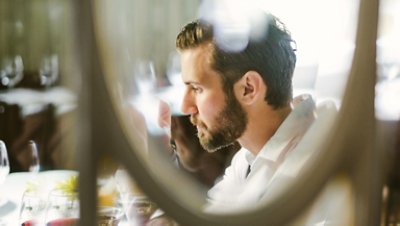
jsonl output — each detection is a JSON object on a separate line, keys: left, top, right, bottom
{"left": 0, "top": 170, "right": 141, "bottom": 226}
{"left": 0, "top": 170, "right": 78, "bottom": 226}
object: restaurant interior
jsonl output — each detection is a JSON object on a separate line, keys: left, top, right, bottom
{"left": 0, "top": 0, "right": 399, "bottom": 225}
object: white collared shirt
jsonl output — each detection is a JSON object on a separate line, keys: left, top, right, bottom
{"left": 206, "top": 94, "right": 316, "bottom": 211}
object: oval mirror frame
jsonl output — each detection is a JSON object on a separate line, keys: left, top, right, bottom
{"left": 80, "top": 0, "right": 380, "bottom": 224}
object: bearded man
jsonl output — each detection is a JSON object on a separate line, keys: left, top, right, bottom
{"left": 176, "top": 12, "right": 316, "bottom": 209}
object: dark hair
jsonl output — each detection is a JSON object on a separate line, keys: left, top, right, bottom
{"left": 176, "top": 13, "right": 296, "bottom": 109}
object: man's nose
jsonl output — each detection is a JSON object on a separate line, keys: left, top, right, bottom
{"left": 181, "top": 91, "right": 197, "bottom": 115}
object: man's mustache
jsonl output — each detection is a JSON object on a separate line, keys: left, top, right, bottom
{"left": 190, "top": 116, "right": 198, "bottom": 126}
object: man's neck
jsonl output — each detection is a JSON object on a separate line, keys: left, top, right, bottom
{"left": 238, "top": 105, "right": 292, "bottom": 156}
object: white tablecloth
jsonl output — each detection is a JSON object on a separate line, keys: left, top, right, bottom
{"left": 0, "top": 87, "right": 77, "bottom": 117}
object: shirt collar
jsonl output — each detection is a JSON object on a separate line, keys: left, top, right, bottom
{"left": 251, "top": 94, "right": 316, "bottom": 164}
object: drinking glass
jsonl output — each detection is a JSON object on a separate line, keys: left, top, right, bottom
{"left": 133, "top": 60, "right": 157, "bottom": 95}
{"left": 0, "top": 55, "right": 24, "bottom": 89}
{"left": 166, "top": 52, "right": 182, "bottom": 86}
{"left": 97, "top": 206, "right": 124, "bottom": 226}
{"left": 44, "top": 190, "right": 79, "bottom": 226}
{"left": 0, "top": 141, "right": 10, "bottom": 185}
{"left": 119, "top": 194, "right": 156, "bottom": 225}
{"left": 27, "top": 140, "right": 40, "bottom": 173}
{"left": 39, "top": 55, "right": 59, "bottom": 89}
{"left": 115, "top": 168, "right": 156, "bottom": 224}
{"left": 0, "top": 141, "right": 10, "bottom": 206}
{"left": 131, "top": 60, "right": 166, "bottom": 135}
{"left": 19, "top": 191, "right": 46, "bottom": 226}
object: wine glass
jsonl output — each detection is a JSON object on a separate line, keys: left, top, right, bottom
{"left": 0, "top": 55, "right": 24, "bottom": 89}
{"left": 122, "top": 195, "right": 156, "bottom": 224}
{"left": 27, "top": 140, "right": 40, "bottom": 174}
{"left": 0, "top": 141, "right": 10, "bottom": 206}
{"left": 39, "top": 54, "right": 59, "bottom": 89}
{"left": 133, "top": 60, "right": 157, "bottom": 95}
{"left": 166, "top": 52, "right": 182, "bottom": 86}
{"left": 132, "top": 60, "right": 167, "bottom": 135}
{"left": 115, "top": 168, "right": 156, "bottom": 225}
{"left": 0, "top": 140, "right": 10, "bottom": 184}
{"left": 97, "top": 206, "right": 124, "bottom": 226}
{"left": 162, "top": 52, "right": 186, "bottom": 117}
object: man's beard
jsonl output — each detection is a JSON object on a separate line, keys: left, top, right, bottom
{"left": 191, "top": 92, "right": 248, "bottom": 152}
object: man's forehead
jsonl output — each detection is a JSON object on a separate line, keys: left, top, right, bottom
{"left": 180, "top": 45, "right": 219, "bottom": 83}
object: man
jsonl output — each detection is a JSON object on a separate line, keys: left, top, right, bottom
{"left": 176, "top": 12, "right": 316, "bottom": 210}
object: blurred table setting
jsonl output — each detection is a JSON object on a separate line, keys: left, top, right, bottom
{"left": 0, "top": 168, "right": 163, "bottom": 226}
{"left": 0, "top": 87, "right": 77, "bottom": 172}
{"left": 0, "top": 170, "right": 78, "bottom": 226}
{"left": 0, "top": 87, "right": 76, "bottom": 117}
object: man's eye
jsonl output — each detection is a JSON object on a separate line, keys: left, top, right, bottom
{"left": 191, "top": 86, "right": 202, "bottom": 93}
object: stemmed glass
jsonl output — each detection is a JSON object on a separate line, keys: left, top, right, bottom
{"left": 39, "top": 54, "right": 59, "bottom": 89}
{"left": 133, "top": 60, "right": 157, "bottom": 95}
{"left": 115, "top": 168, "right": 156, "bottom": 225}
{"left": 163, "top": 52, "right": 185, "bottom": 117}
{"left": 166, "top": 52, "right": 182, "bottom": 86}
{"left": 18, "top": 141, "right": 43, "bottom": 225}
{"left": 0, "top": 55, "right": 24, "bottom": 89}
{"left": 120, "top": 194, "right": 156, "bottom": 225}
{"left": 27, "top": 140, "right": 40, "bottom": 174}
{"left": 0, "top": 140, "right": 10, "bottom": 187}
{"left": 0, "top": 141, "right": 10, "bottom": 207}
{"left": 132, "top": 60, "right": 166, "bottom": 135}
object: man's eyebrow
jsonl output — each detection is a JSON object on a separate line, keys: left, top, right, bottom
{"left": 184, "top": 81, "right": 201, "bottom": 86}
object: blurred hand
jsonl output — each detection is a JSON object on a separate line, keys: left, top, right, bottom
{"left": 158, "top": 100, "right": 171, "bottom": 131}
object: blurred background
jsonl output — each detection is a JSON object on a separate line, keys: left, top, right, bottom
{"left": 0, "top": 0, "right": 78, "bottom": 172}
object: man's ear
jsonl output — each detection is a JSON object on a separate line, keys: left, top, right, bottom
{"left": 234, "top": 71, "right": 266, "bottom": 105}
